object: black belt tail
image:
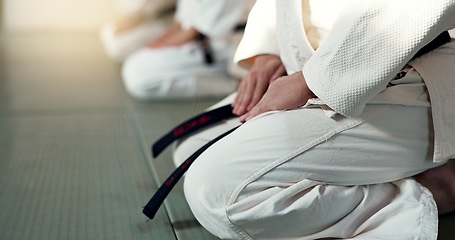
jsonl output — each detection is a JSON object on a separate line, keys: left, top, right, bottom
{"left": 143, "top": 126, "right": 239, "bottom": 220}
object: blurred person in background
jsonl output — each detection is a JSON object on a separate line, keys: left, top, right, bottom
{"left": 121, "top": 0, "right": 255, "bottom": 100}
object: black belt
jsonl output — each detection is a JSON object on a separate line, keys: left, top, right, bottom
{"left": 197, "top": 22, "right": 247, "bottom": 65}
{"left": 198, "top": 34, "right": 214, "bottom": 65}
{"left": 412, "top": 31, "right": 451, "bottom": 60}
{"left": 143, "top": 104, "right": 237, "bottom": 220}
{"left": 142, "top": 31, "right": 451, "bottom": 221}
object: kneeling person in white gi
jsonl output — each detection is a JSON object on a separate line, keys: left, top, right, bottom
{"left": 122, "top": 0, "right": 254, "bottom": 100}
{"left": 173, "top": 0, "right": 455, "bottom": 239}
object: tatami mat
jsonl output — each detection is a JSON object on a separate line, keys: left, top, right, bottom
{"left": 0, "top": 32, "right": 219, "bottom": 240}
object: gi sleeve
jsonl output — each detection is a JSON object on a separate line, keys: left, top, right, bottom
{"left": 176, "top": 0, "right": 253, "bottom": 40}
{"left": 233, "top": 0, "right": 280, "bottom": 67}
{"left": 194, "top": 0, "right": 252, "bottom": 40}
{"left": 303, "top": 0, "right": 455, "bottom": 117}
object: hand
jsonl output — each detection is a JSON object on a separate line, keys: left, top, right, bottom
{"left": 239, "top": 71, "right": 316, "bottom": 122}
{"left": 232, "top": 54, "right": 286, "bottom": 116}
{"left": 148, "top": 22, "right": 199, "bottom": 49}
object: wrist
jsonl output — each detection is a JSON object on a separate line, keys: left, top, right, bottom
{"left": 299, "top": 71, "right": 316, "bottom": 99}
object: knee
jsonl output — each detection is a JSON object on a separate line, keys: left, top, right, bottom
{"left": 122, "top": 49, "right": 164, "bottom": 99}
{"left": 183, "top": 153, "right": 233, "bottom": 212}
{"left": 122, "top": 48, "right": 196, "bottom": 99}
{"left": 183, "top": 150, "right": 242, "bottom": 238}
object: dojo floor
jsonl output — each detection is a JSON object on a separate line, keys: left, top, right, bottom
{"left": 0, "top": 31, "right": 454, "bottom": 240}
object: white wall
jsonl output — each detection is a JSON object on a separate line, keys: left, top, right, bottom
{"left": 3, "top": 0, "right": 119, "bottom": 32}
{"left": 3, "top": 1, "right": 453, "bottom": 35}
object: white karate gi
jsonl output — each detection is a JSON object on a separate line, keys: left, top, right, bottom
{"left": 121, "top": 0, "right": 254, "bottom": 100}
{"left": 174, "top": 0, "right": 455, "bottom": 239}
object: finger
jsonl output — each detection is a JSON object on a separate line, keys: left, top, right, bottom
{"left": 239, "top": 109, "right": 253, "bottom": 122}
{"left": 246, "top": 65, "right": 283, "bottom": 110}
{"left": 232, "top": 76, "right": 250, "bottom": 115}
{"left": 232, "top": 79, "right": 245, "bottom": 108}
{"left": 232, "top": 80, "right": 247, "bottom": 115}
{"left": 247, "top": 78, "right": 268, "bottom": 111}
{"left": 238, "top": 113, "right": 249, "bottom": 123}
{"left": 239, "top": 103, "right": 266, "bottom": 122}
{"left": 270, "top": 65, "right": 287, "bottom": 82}
{"left": 235, "top": 74, "right": 255, "bottom": 115}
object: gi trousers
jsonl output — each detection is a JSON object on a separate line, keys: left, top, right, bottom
{"left": 173, "top": 68, "right": 444, "bottom": 239}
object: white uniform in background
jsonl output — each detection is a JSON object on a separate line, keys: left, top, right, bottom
{"left": 174, "top": 0, "right": 455, "bottom": 239}
{"left": 100, "top": 0, "right": 177, "bottom": 62}
{"left": 121, "top": 0, "right": 254, "bottom": 100}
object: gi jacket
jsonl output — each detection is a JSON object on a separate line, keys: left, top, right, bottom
{"left": 234, "top": 0, "right": 455, "bottom": 163}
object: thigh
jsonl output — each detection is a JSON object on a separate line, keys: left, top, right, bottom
{"left": 259, "top": 103, "right": 440, "bottom": 187}
{"left": 184, "top": 103, "right": 440, "bottom": 239}
{"left": 187, "top": 101, "right": 441, "bottom": 202}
